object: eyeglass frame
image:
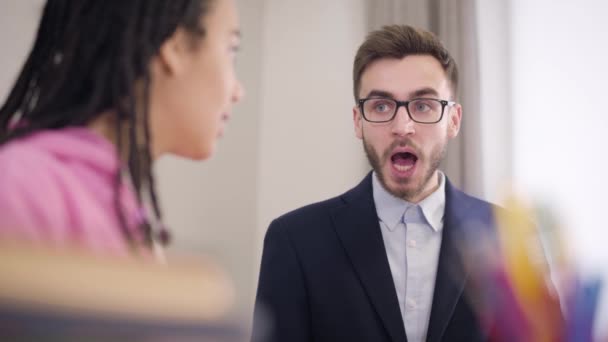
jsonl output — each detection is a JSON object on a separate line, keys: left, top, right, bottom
{"left": 357, "top": 97, "right": 457, "bottom": 124}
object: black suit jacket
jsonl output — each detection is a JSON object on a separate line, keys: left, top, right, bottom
{"left": 253, "top": 173, "right": 497, "bottom": 342}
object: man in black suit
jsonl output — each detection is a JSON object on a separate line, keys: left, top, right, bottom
{"left": 252, "top": 25, "right": 497, "bottom": 342}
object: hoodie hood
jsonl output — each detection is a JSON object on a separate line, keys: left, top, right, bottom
{"left": 16, "top": 127, "right": 121, "bottom": 176}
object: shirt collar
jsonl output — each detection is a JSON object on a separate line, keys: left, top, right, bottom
{"left": 372, "top": 171, "right": 446, "bottom": 232}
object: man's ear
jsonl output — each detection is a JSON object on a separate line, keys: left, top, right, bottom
{"left": 353, "top": 106, "right": 363, "bottom": 139}
{"left": 447, "top": 103, "right": 462, "bottom": 139}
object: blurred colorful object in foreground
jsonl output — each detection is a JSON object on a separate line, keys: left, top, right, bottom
{"left": 461, "top": 195, "right": 604, "bottom": 342}
{"left": 0, "top": 242, "right": 244, "bottom": 341}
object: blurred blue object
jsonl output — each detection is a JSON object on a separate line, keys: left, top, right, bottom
{"left": 566, "top": 277, "right": 602, "bottom": 342}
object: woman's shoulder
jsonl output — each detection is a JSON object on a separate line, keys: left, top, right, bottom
{"left": 0, "top": 136, "right": 74, "bottom": 240}
{"left": 0, "top": 129, "right": 119, "bottom": 242}
{"left": 0, "top": 131, "right": 82, "bottom": 186}
{"left": 0, "top": 133, "right": 57, "bottom": 169}
{"left": 0, "top": 128, "right": 119, "bottom": 187}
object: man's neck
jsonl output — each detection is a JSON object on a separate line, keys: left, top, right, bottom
{"left": 404, "top": 170, "right": 441, "bottom": 204}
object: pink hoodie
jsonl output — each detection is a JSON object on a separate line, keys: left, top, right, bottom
{"left": 0, "top": 127, "right": 146, "bottom": 256}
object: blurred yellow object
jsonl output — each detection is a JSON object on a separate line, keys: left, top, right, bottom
{"left": 494, "top": 196, "right": 563, "bottom": 342}
{"left": 0, "top": 241, "right": 235, "bottom": 323}
{"left": 496, "top": 196, "right": 546, "bottom": 306}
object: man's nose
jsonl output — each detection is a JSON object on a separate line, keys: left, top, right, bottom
{"left": 390, "top": 105, "right": 415, "bottom": 136}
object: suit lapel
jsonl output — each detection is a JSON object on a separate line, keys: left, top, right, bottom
{"left": 331, "top": 173, "right": 407, "bottom": 342}
{"left": 426, "top": 179, "right": 476, "bottom": 342}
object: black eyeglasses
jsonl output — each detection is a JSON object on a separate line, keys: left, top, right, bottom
{"left": 357, "top": 97, "right": 456, "bottom": 124}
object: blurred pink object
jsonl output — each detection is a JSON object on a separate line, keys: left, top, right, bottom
{"left": 0, "top": 127, "right": 145, "bottom": 256}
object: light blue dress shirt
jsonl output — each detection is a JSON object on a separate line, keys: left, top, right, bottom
{"left": 372, "top": 171, "right": 446, "bottom": 342}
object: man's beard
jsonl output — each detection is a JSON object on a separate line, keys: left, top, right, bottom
{"left": 363, "top": 136, "right": 446, "bottom": 201}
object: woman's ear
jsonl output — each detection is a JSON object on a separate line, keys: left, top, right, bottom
{"left": 155, "top": 28, "right": 192, "bottom": 76}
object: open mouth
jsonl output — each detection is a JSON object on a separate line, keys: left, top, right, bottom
{"left": 391, "top": 151, "right": 418, "bottom": 173}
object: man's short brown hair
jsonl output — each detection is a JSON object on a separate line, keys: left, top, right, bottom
{"left": 353, "top": 25, "right": 458, "bottom": 101}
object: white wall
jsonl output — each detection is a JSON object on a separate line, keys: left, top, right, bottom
{"left": 510, "top": 0, "right": 608, "bottom": 337}
{"left": 0, "top": 1, "right": 44, "bottom": 103}
{"left": 255, "top": 0, "right": 368, "bottom": 249}
{"left": 476, "top": 0, "right": 512, "bottom": 205}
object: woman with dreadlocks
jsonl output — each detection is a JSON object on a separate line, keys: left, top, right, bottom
{"left": 0, "top": 0, "right": 244, "bottom": 256}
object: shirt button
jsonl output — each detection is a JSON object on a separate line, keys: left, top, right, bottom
{"left": 406, "top": 298, "right": 417, "bottom": 309}
{"left": 408, "top": 239, "right": 417, "bottom": 248}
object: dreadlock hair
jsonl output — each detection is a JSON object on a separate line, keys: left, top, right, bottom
{"left": 0, "top": 0, "right": 215, "bottom": 250}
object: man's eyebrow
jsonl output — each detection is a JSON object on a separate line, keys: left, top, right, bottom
{"left": 409, "top": 87, "right": 439, "bottom": 98}
{"left": 365, "top": 89, "right": 395, "bottom": 99}
{"left": 363, "top": 88, "right": 440, "bottom": 100}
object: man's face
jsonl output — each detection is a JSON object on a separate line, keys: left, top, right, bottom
{"left": 353, "top": 55, "right": 461, "bottom": 203}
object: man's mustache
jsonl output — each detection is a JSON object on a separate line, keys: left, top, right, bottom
{"left": 382, "top": 139, "right": 422, "bottom": 160}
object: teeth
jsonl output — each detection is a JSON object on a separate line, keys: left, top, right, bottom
{"left": 394, "top": 164, "right": 413, "bottom": 172}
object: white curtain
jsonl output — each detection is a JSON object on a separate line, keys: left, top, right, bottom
{"left": 366, "top": 0, "right": 485, "bottom": 198}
